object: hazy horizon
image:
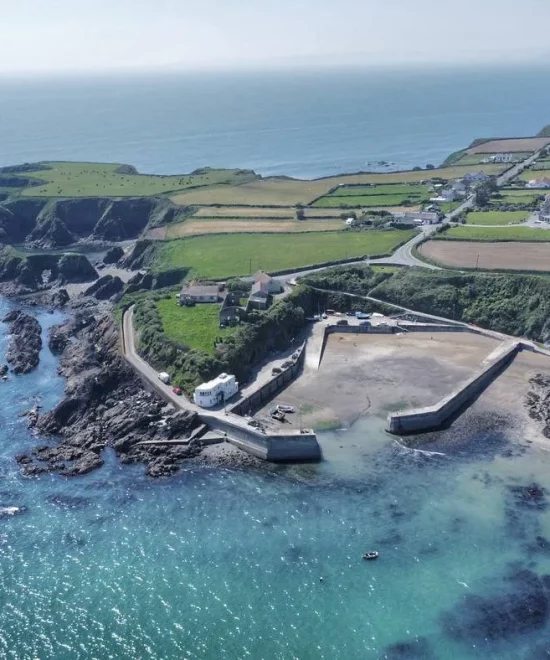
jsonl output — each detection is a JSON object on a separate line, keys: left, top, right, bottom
{"left": 2, "top": 0, "right": 549, "bottom": 75}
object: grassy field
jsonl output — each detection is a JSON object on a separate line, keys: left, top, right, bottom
{"left": 193, "top": 206, "right": 295, "bottom": 218}
{"left": 491, "top": 189, "right": 544, "bottom": 205}
{"left": 436, "top": 226, "right": 550, "bottom": 241}
{"left": 166, "top": 218, "right": 343, "bottom": 237}
{"left": 170, "top": 165, "right": 505, "bottom": 207}
{"left": 465, "top": 211, "right": 529, "bottom": 226}
{"left": 312, "top": 194, "right": 424, "bottom": 208}
{"left": 324, "top": 184, "right": 431, "bottom": 197}
{"left": 17, "top": 162, "right": 257, "bottom": 197}
{"left": 518, "top": 169, "right": 550, "bottom": 182}
{"left": 157, "top": 298, "right": 237, "bottom": 355}
{"left": 152, "top": 230, "right": 415, "bottom": 278}
{"left": 467, "top": 138, "right": 550, "bottom": 154}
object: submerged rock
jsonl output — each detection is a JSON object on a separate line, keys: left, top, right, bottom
{"left": 2, "top": 310, "right": 42, "bottom": 374}
{"left": 442, "top": 568, "right": 550, "bottom": 644}
{"left": 379, "top": 637, "right": 434, "bottom": 659}
{"left": 509, "top": 483, "right": 548, "bottom": 511}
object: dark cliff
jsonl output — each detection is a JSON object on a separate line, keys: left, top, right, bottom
{"left": 0, "top": 196, "right": 190, "bottom": 249}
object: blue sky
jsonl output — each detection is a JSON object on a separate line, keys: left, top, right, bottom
{"left": 2, "top": 0, "right": 549, "bottom": 74}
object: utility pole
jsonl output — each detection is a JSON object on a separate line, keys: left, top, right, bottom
{"left": 476, "top": 254, "right": 480, "bottom": 270}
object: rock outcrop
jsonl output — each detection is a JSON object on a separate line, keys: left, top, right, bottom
{"left": 83, "top": 275, "right": 124, "bottom": 300}
{"left": 2, "top": 310, "right": 42, "bottom": 374}
{"left": 18, "top": 306, "right": 200, "bottom": 477}
{"left": 103, "top": 245, "right": 124, "bottom": 264}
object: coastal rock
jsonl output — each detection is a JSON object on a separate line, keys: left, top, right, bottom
{"left": 442, "top": 568, "right": 550, "bottom": 643}
{"left": 103, "top": 246, "right": 124, "bottom": 264}
{"left": 19, "top": 307, "right": 200, "bottom": 477}
{"left": 83, "top": 274, "right": 124, "bottom": 300}
{"left": 0, "top": 364, "right": 7, "bottom": 377}
{"left": 379, "top": 637, "right": 434, "bottom": 659}
{"left": 2, "top": 310, "right": 42, "bottom": 374}
{"left": 48, "top": 327, "right": 70, "bottom": 354}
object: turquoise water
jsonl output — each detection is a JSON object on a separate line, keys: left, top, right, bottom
{"left": 1, "top": 65, "right": 550, "bottom": 178}
{"left": 3, "top": 295, "right": 550, "bottom": 657}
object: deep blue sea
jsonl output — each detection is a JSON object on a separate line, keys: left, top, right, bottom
{"left": 4, "top": 67, "right": 550, "bottom": 658}
{"left": 1, "top": 65, "right": 550, "bottom": 178}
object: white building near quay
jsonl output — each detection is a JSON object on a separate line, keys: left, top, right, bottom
{"left": 193, "top": 373, "right": 239, "bottom": 408}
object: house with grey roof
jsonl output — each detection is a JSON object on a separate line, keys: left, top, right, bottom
{"left": 247, "top": 281, "right": 271, "bottom": 310}
{"left": 254, "top": 271, "right": 283, "bottom": 294}
{"left": 179, "top": 283, "right": 221, "bottom": 305}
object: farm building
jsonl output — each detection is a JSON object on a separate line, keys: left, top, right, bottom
{"left": 392, "top": 210, "right": 441, "bottom": 226}
{"left": 193, "top": 373, "right": 239, "bottom": 408}
{"left": 248, "top": 281, "right": 271, "bottom": 310}
{"left": 481, "top": 153, "right": 513, "bottom": 164}
{"left": 254, "top": 271, "right": 283, "bottom": 294}
{"left": 219, "top": 292, "right": 245, "bottom": 326}
{"left": 463, "top": 171, "right": 491, "bottom": 184}
{"left": 526, "top": 178, "right": 550, "bottom": 190}
{"left": 179, "top": 283, "right": 221, "bottom": 304}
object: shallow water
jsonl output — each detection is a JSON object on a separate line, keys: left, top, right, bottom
{"left": 2, "top": 296, "right": 550, "bottom": 658}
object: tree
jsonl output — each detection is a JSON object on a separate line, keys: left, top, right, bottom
{"left": 296, "top": 204, "right": 305, "bottom": 221}
{"left": 475, "top": 185, "right": 490, "bottom": 208}
{"left": 426, "top": 163, "right": 435, "bottom": 170}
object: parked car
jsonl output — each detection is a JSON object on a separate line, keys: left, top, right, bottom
{"left": 281, "top": 360, "right": 293, "bottom": 369}
{"left": 336, "top": 319, "right": 349, "bottom": 326}
{"left": 172, "top": 387, "right": 182, "bottom": 395}
{"left": 346, "top": 311, "right": 356, "bottom": 317}
{"left": 359, "top": 320, "right": 371, "bottom": 327}
{"left": 356, "top": 312, "right": 370, "bottom": 320}
{"left": 277, "top": 405, "right": 295, "bottom": 413}
{"left": 271, "top": 367, "right": 282, "bottom": 376}
{"left": 158, "top": 372, "right": 170, "bottom": 384}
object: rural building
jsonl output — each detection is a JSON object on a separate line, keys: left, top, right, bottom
{"left": 463, "top": 171, "right": 491, "bottom": 184}
{"left": 254, "top": 271, "right": 283, "bottom": 294}
{"left": 540, "top": 195, "right": 550, "bottom": 222}
{"left": 248, "top": 281, "right": 270, "bottom": 310}
{"left": 179, "top": 283, "right": 221, "bottom": 304}
{"left": 392, "top": 210, "right": 441, "bottom": 226}
{"left": 219, "top": 292, "right": 245, "bottom": 326}
{"left": 526, "top": 178, "right": 550, "bottom": 190}
{"left": 193, "top": 373, "right": 239, "bottom": 408}
{"left": 345, "top": 217, "right": 356, "bottom": 227}
{"left": 481, "top": 153, "right": 513, "bottom": 164}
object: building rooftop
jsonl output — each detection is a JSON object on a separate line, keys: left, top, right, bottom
{"left": 181, "top": 284, "right": 220, "bottom": 297}
{"left": 254, "top": 270, "right": 273, "bottom": 285}
{"left": 195, "top": 372, "right": 236, "bottom": 392}
{"left": 250, "top": 281, "right": 270, "bottom": 296}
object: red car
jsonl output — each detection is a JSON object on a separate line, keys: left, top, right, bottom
{"left": 172, "top": 387, "right": 182, "bottom": 396}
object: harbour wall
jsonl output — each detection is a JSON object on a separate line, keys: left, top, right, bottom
{"left": 200, "top": 413, "right": 321, "bottom": 462}
{"left": 229, "top": 343, "right": 306, "bottom": 417}
{"left": 386, "top": 340, "right": 522, "bottom": 434}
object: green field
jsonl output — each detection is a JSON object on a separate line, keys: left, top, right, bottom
{"left": 152, "top": 230, "right": 415, "bottom": 278}
{"left": 436, "top": 226, "right": 550, "bottom": 241}
{"left": 313, "top": 183, "right": 431, "bottom": 207}
{"left": 491, "top": 189, "right": 543, "bottom": 205}
{"left": 312, "top": 194, "right": 422, "bottom": 208}
{"left": 465, "top": 211, "right": 529, "bottom": 226}
{"left": 16, "top": 162, "right": 257, "bottom": 198}
{"left": 325, "top": 184, "right": 431, "bottom": 197}
{"left": 157, "top": 298, "right": 238, "bottom": 354}
{"left": 518, "top": 169, "right": 550, "bottom": 182}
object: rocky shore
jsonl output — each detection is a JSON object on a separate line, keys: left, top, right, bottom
{"left": 526, "top": 374, "right": 550, "bottom": 437}
{"left": 16, "top": 302, "right": 205, "bottom": 477}
{"left": 2, "top": 309, "right": 42, "bottom": 374}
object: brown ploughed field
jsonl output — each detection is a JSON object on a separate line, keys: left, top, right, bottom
{"left": 419, "top": 240, "right": 550, "bottom": 271}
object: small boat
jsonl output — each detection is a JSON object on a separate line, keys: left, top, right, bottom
{"left": 362, "top": 551, "right": 379, "bottom": 561}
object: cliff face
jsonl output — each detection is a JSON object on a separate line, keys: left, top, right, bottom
{"left": 0, "top": 196, "right": 189, "bottom": 249}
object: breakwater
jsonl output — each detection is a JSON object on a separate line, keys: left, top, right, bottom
{"left": 386, "top": 340, "right": 522, "bottom": 434}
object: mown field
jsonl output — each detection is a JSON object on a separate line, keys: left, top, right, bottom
{"left": 166, "top": 218, "right": 343, "bottom": 238}
{"left": 194, "top": 206, "right": 295, "bottom": 218}
{"left": 465, "top": 211, "right": 529, "bottom": 226}
{"left": 157, "top": 298, "right": 237, "bottom": 354}
{"left": 491, "top": 189, "right": 544, "bottom": 205}
{"left": 467, "top": 138, "right": 550, "bottom": 154}
{"left": 16, "top": 162, "right": 257, "bottom": 197}
{"left": 152, "top": 229, "right": 415, "bottom": 278}
{"left": 436, "top": 225, "right": 550, "bottom": 241}
{"left": 170, "top": 165, "right": 505, "bottom": 207}
{"left": 518, "top": 169, "right": 550, "bottom": 182}
{"left": 419, "top": 240, "right": 550, "bottom": 272}
{"left": 312, "top": 183, "right": 431, "bottom": 208}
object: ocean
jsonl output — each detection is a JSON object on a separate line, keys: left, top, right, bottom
{"left": 3, "top": 66, "right": 550, "bottom": 658}
{"left": 1, "top": 65, "right": 550, "bottom": 179}
{"left": 3, "top": 301, "right": 550, "bottom": 658}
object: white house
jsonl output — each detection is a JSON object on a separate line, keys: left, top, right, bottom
{"left": 254, "top": 271, "right": 283, "bottom": 294}
{"left": 526, "top": 178, "right": 550, "bottom": 190}
{"left": 489, "top": 153, "right": 513, "bottom": 164}
{"left": 179, "top": 283, "right": 221, "bottom": 304}
{"left": 392, "top": 210, "right": 441, "bottom": 225}
{"left": 463, "top": 171, "right": 490, "bottom": 184}
{"left": 193, "top": 373, "right": 239, "bottom": 408}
